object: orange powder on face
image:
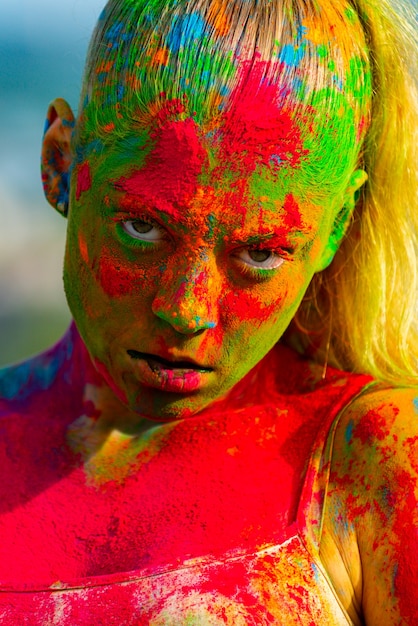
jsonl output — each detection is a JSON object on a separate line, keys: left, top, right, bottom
{"left": 78, "top": 232, "right": 89, "bottom": 265}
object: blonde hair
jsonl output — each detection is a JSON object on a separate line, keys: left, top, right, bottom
{"left": 77, "top": 0, "right": 418, "bottom": 384}
{"left": 292, "top": 0, "right": 418, "bottom": 384}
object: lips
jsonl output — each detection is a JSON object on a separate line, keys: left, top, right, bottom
{"left": 127, "top": 350, "right": 212, "bottom": 371}
{"left": 127, "top": 349, "right": 213, "bottom": 393}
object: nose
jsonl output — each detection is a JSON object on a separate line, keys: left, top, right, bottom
{"left": 152, "top": 254, "right": 220, "bottom": 335}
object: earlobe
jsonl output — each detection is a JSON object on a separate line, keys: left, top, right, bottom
{"left": 41, "top": 98, "right": 75, "bottom": 217}
{"left": 317, "top": 169, "right": 368, "bottom": 272}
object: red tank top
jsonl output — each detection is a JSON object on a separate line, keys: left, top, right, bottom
{"left": 0, "top": 344, "right": 373, "bottom": 624}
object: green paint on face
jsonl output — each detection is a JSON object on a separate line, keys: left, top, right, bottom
{"left": 64, "top": 0, "right": 373, "bottom": 419}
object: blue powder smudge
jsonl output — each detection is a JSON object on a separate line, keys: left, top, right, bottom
{"left": 279, "top": 44, "right": 306, "bottom": 68}
{"left": 195, "top": 316, "right": 216, "bottom": 329}
{"left": 117, "top": 84, "right": 125, "bottom": 101}
{"left": 297, "top": 23, "right": 308, "bottom": 40}
{"left": 270, "top": 155, "right": 283, "bottom": 166}
{"left": 345, "top": 419, "right": 354, "bottom": 444}
{"left": 167, "top": 13, "right": 207, "bottom": 54}
{"left": 206, "top": 213, "right": 216, "bottom": 239}
{"left": 0, "top": 363, "right": 32, "bottom": 400}
{"left": 75, "top": 139, "right": 104, "bottom": 162}
{"left": 311, "top": 562, "right": 321, "bottom": 583}
{"left": 105, "top": 21, "right": 124, "bottom": 42}
{"left": 413, "top": 397, "right": 418, "bottom": 414}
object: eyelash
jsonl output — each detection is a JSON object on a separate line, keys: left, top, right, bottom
{"left": 114, "top": 215, "right": 290, "bottom": 278}
{"left": 233, "top": 247, "right": 288, "bottom": 280}
{"left": 115, "top": 216, "right": 166, "bottom": 250}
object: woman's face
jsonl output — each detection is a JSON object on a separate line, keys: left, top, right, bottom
{"left": 64, "top": 98, "right": 347, "bottom": 421}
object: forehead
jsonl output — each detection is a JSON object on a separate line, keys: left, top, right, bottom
{"left": 75, "top": 0, "right": 371, "bottom": 217}
{"left": 83, "top": 84, "right": 334, "bottom": 216}
{"left": 77, "top": 95, "right": 329, "bottom": 244}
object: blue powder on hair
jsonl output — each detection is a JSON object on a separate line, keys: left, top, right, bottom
{"left": 279, "top": 44, "right": 306, "bottom": 68}
{"left": 167, "top": 12, "right": 207, "bottom": 54}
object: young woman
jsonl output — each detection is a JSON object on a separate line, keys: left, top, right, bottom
{"left": 0, "top": 0, "right": 417, "bottom": 623}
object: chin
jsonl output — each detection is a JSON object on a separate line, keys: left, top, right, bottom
{"left": 128, "top": 389, "right": 211, "bottom": 422}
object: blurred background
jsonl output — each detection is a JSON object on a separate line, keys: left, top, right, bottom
{"left": 0, "top": 0, "right": 104, "bottom": 366}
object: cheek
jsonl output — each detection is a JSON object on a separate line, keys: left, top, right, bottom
{"left": 221, "top": 265, "right": 309, "bottom": 327}
{"left": 221, "top": 289, "right": 281, "bottom": 326}
{"left": 98, "top": 252, "right": 150, "bottom": 299}
{"left": 67, "top": 220, "right": 155, "bottom": 313}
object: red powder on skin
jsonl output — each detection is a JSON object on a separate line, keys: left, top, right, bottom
{"left": 390, "top": 468, "right": 418, "bottom": 622}
{"left": 221, "top": 287, "right": 284, "bottom": 326}
{"left": 345, "top": 492, "right": 371, "bottom": 521}
{"left": 116, "top": 117, "right": 207, "bottom": 216}
{"left": 155, "top": 96, "right": 186, "bottom": 124}
{"left": 0, "top": 333, "right": 378, "bottom": 623}
{"left": 283, "top": 194, "right": 303, "bottom": 230}
{"left": 404, "top": 436, "right": 418, "bottom": 473}
{"left": 353, "top": 408, "right": 391, "bottom": 445}
{"left": 76, "top": 162, "right": 92, "bottom": 201}
{"left": 98, "top": 254, "right": 146, "bottom": 298}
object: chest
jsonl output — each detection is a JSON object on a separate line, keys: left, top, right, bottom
{"left": 0, "top": 401, "right": 324, "bottom": 583}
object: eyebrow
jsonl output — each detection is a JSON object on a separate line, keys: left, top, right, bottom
{"left": 227, "top": 229, "right": 312, "bottom": 249}
{"left": 110, "top": 187, "right": 314, "bottom": 245}
{"left": 111, "top": 184, "right": 184, "bottom": 221}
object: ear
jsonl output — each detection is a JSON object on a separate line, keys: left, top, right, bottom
{"left": 316, "top": 169, "right": 368, "bottom": 272}
{"left": 41, "top": 98, "right": 75, "bottom": 217}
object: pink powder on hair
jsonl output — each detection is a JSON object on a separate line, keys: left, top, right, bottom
{"left": 219, "top": 59, "right": 308, "bottom": 173}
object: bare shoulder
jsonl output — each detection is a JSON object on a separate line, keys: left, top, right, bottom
{"left": 324, "top": 385, "right": 418, "bottom": 625}
{"left": 336, "top": 385, "right": 418, "bottom": 452}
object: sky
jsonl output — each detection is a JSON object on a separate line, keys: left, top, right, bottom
{"left": 0, "top": 0, "right": 104, "bottom": 363}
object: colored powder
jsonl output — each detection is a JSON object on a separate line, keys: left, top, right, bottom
{"left": 115, "top": 114, "right": 207, "bottom": 215}
{"left": 166, "top": 12, "right": 206, "bottom": 54}
{"left": 205, "top": 0, "right": 232, "bottom": 37}
{"left": 279, "top": 44, "right": 306, "bottom": 68}
{"left": 98, "top": 253, "right": 147, "bottom": 298}
{"left": 353, "top": 408, "right": 391, "bottom": 444}
{"left": 282, "top": 194, "right": 303, "bottom": 229}
{"left": 219, "top": 60, "right": 308, "bottom": 174}
{"left": 76, "top": 162, "right": 92, "bottom": 201}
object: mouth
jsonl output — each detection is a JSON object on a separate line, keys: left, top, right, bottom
{"left": 126, "top": 350, "right": 213, "bottom": 393}
{"left": 127, "top": 350, "right": 212, "bottom": 372}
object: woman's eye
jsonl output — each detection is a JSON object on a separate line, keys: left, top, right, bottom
{"left": 122, "top": 220, "right": 163, "bottom": 242}
{"left": 236, "top": 247, "right": 285, "bottom": 270}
